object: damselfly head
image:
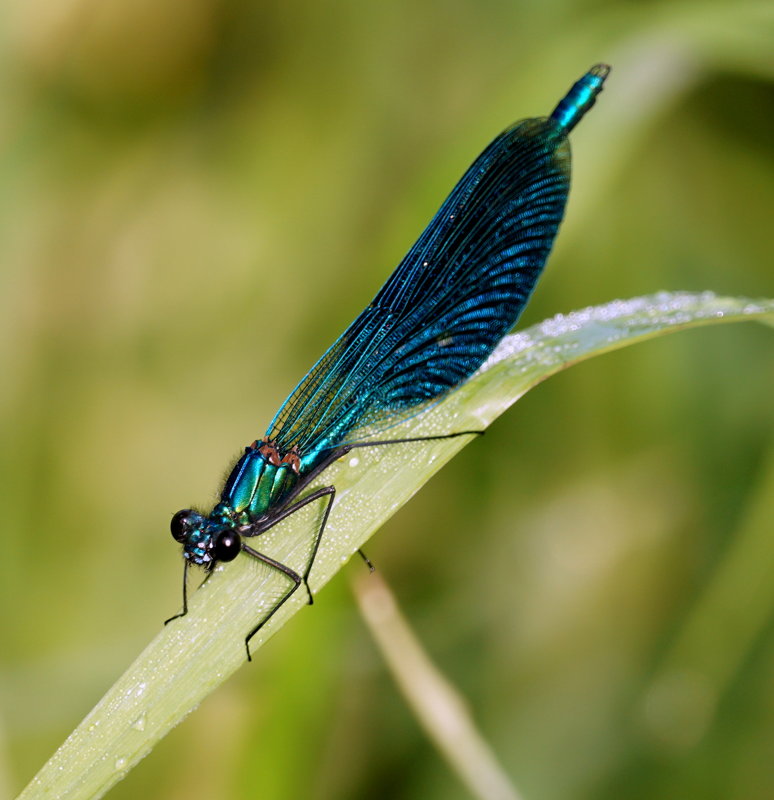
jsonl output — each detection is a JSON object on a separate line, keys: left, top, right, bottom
{"left": 170, "top": 509, "right": 203, "bottom": 543}
{"left": 170, "top": 509, "right": 242, "bottom": 567}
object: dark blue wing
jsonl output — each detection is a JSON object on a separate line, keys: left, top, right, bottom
{"left": 267, "top": 116, "right": 572, "bottom": 455}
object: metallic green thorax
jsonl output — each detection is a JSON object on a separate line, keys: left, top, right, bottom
{"left": 214, "top": 440, "right": 302, "bottom": 525}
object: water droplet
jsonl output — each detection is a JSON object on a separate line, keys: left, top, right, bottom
{"left": 132, "top": 713, "right": 146, "bottom": 732}
{"left": 349, "top": 456, "right": 359, "bottom": 468}
{"left": 115, "top": 757, "right": 127, "bottom": 771}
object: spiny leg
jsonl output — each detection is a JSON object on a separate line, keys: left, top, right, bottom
{"left": 251, "top": 485, "right": 337, "bottom": 604}
{"left": 357, "top": 549, "right": 375, "bottom": 572}
{"left": 164, "top": 560, "right": 220, "bottom": 626}
{"left": 276, "top": 487, "right": 373, "bottom": 577}
{"left": 164, "top": 559, "right": 190, "bottom": 625}
{"left": 242, "top": 485, "right": 336, "bottom": 659}
{"left": 345, "top": 429, "right": 484, "bottom": 450}
{"left": 240, "top": 543, "right": 304, "bottom": 661}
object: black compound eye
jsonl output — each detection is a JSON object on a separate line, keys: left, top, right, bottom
{"left": 214, "top": 531, "right": 241, "bottom": 562}
{"left": 170, "top": 509, "right": 196, "bottom": 543}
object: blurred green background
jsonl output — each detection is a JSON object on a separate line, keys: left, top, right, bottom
{"left": 1, "top": 1, "right": 772, "bottom": 798}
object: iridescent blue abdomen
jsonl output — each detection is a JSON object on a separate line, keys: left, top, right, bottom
{"left": 549, "top": 63, "right": 610, "bottom": 134}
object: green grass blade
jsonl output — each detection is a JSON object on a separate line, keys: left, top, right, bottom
{"left": 17, "top": 291, "right": 773, "bottom": 800}
{"left": 354, "top": 571, "right": 524, "bottom": 800}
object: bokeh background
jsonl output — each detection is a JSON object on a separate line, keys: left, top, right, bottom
{"left": 2, "top": 2, "right": 772, "bottom": 798}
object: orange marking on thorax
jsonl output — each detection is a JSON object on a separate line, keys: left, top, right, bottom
{"left": 253, "top": 437, "right": 282, "bottom": 466}
{"left": 249, "top": 438, "right": 299, "bottom": 473}
{"left": 280, "top": 446, "right": 301, "bottom": 475}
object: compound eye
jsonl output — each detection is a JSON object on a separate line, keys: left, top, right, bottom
{"left": 214, "top": 530, "right": 241, "bottom": 562}
{"left": 170, "top": 509, "right": 196, "bottom": 543}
